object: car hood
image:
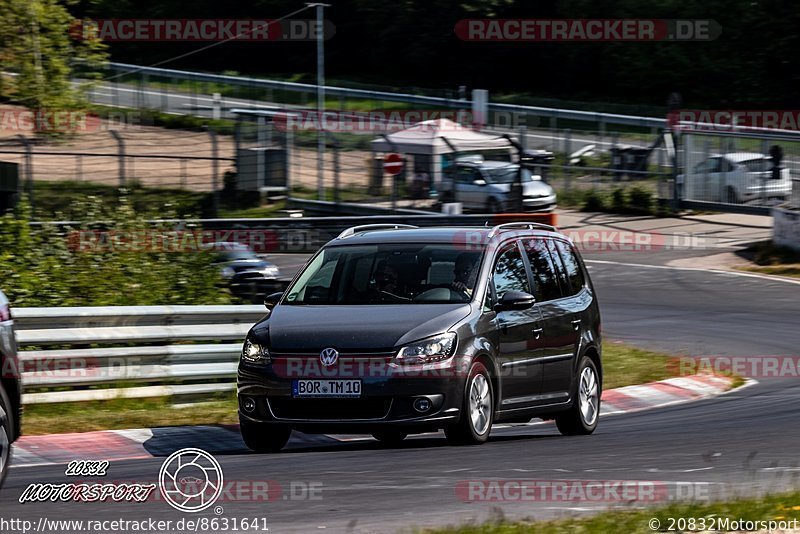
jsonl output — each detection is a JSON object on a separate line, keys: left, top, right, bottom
{"left": 253, "top": 303, "right": 472, "bottom": 351}
{"left": 226, "top": 259, "right": 274, "bottom": 272}
{"left": 490, "top": 181, "right": 554, "bottom": 197}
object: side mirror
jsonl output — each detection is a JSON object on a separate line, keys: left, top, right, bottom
{"left": 473, "top": 179, "right": 487, "bottom": 186}
{"left": 494, "top": 290, "right": 535, "bottom": 312}
{"left": 264, "top": 292, "right": 283, "bottom": 310}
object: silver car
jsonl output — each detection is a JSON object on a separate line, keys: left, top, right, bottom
{"left": 0, "top": 289, "right": 20, "bottom": 489}
{"left": 440, "top": 160, "right": 557, "bottom": 213}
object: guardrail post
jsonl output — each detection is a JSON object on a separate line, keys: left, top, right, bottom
{"left": 110, "top": 130, "right": 126, "bottom": 187}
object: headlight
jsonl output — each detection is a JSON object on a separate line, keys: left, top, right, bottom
{"left": 221, "top": 266, "right": 235, "bottom": 279}
{"left": 396, "top": 333, "right": 456, "bottom": 365}
{"left": 262, "top": 265, "right": 280, "bottom": 278}
{"left": 242, "top": 338, "right": 270, "bottom": 364}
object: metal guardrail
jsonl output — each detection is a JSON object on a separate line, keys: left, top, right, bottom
{"left": 14, "top": 305, "right": 266, "bottom": 404}
{"left": 106, "top": 62, "right": 666, "bottom": 129}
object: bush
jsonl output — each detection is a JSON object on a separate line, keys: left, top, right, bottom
{"left": 581, "top": 189, "right": 607, "bottom": 212}
{"left": 627, "top": 185, "right": 654, "bottom": 214}
{"left": 0, "top": 194, "right": 232, "bottom": 307}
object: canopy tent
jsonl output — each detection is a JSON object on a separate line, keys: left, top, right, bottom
{"left": 370, "top": 118, "right": 515, "bottom": 155}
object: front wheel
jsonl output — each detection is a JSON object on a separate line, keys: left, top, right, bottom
{"left": 0, "top": 383, "right": 14, "bottom": 489}
{"left": 240, "top": 420, "right": 292, "bottom": 453}
{"left": 555, "top": 356, "right": 601, "bottom": 436}
{"left": 446, "top": 362, "right": 493, "bottom": 445}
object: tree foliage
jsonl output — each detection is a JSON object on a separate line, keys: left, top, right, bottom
{"left": 0, "top": 0, "right": 107, "bottom": 112}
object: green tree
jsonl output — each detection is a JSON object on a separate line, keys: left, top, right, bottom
{"left": 0, "top": 0, "right": 107, "bottom": 119}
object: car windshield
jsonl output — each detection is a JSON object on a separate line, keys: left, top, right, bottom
{"left": 484, "top": 166, "right": 536, "bottom": 184}
{"left": 284, "top": 244, "right": 484, "bottom": 305}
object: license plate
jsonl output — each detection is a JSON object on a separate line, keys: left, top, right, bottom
{"left": 292, "top": 379, "right": 362, "bottom": 398}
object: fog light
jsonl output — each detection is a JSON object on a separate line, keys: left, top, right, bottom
{"left": 242, "top": 397, "right": 256, "bottom": 413}
{"left": 413, "top": 397, "right": 432, "bottom": 413}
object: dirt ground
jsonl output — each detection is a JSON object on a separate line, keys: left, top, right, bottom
{"left": 0, "top": 104, "right": 375, "bottom": 193}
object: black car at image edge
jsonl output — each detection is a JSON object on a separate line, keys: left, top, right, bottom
{"left": 0, "top": 289, "right": 21, "bottom": 488}
{"left": 237, "top": 222, "right": 601, "bottom": 452}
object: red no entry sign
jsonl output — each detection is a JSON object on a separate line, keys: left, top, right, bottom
{"left": 383, "top": 153, "right": 404, "bottom": 175}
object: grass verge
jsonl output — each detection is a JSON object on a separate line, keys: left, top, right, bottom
{"left": 738, "top": 241, "right": 800, "bottom": 279}
{"left": 424, "top": 490, "right": 800, "bottom": 533}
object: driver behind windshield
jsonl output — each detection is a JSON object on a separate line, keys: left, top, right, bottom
{"left": 370, "top": 261, "right": 399, "bottom": 298}
{"left": 451, "top": 252, "right": 478, "bottom": 297}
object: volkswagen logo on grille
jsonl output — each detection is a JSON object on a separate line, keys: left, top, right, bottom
{"left": 320, "top": 347, "right": 339, "bottom": 366}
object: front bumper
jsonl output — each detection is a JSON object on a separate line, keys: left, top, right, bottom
{"left": 237, "top": 356, "right": 468, "bottom": 433}
{"left": 522, "top": 194, "right": 557, "bottom": 211}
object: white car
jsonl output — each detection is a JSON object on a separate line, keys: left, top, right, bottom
{"left": 439, "top": 160, "right": 557, "bottom": 213}
{"left": 679, "top": 152, "right": 792, "bottom": 203}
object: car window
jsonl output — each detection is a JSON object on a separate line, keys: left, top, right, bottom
{"left": 554, "top": 240, "right": 585, "bottom": 296}
{"left": 720, "top": 158, "right": 736, "bottom": 172}
{"left": 545, "top": 239, "right": 570, "bottom": 296}
{"left": 522, "top": 238, "right": 562, "bottom": 302}
{"left": 707, "top": 158, "right": 722, "bottom": 173}
{"left": 740, "top": 158, "right": 770, "bottom": 172}
{"left": 491, "top": 243, "right": 530, "bottom": 299}
{"left": 457, "top": 167, "right": 481, "bottom": 184}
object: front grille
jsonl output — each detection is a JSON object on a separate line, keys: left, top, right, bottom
{"left": 268, "top": 398, "right": 392, "bottom": 420}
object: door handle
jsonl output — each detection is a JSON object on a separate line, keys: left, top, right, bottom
{"left": 570, "top": 319, "right": 581, "bottom": 331}
{"left": 532, "top": 327, "right": 543, "bottom": 340}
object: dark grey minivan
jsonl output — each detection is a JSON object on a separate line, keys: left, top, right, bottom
{"left": 238, "top": 223, "right": 601, "bottom": 452}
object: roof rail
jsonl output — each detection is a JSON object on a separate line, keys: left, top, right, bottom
{"left": 487, "top": 221, "right": 558, "bottom": 238}
{"left": 336, "top": 224, "right": 419, "bottom": 239}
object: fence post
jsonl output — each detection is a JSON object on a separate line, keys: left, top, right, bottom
{"left": 285, "top": 121, "right": 293, "bottom": 197}
{"left": 16, "top": 134, "right": 33, "bottom": 212}
{"left": 257, "top": 116, "right": 266, "bottom": 192}
{"left": 332, "top": 139, "right": 341, "bottom": 205}
{"left": 110, "top": 130, "right": 126, "bottom": 187}
{"left": 563, "top": 129, "right": 572, "bottom": 191}
{"left": 209, "top": 127, "right": 220, "bottom": 217}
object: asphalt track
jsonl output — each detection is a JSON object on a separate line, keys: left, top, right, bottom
{"left": 2, "top": 250, "right": 799, "bottom": 532}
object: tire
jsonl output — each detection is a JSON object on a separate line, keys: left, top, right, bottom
{"left": 0, "top": 382, "right": 14, "bottom": 489}
{"left": 725, "top": 186, "right": 739, "bottom": 204}
{"left": 372, "top": 430, "right": 408, "bottom": 446}
{"left": 485, "top": 198, "right": 500, "bottom": 214}
{"left": 240, "top": 420, "right": 292, "bottom": 453}
{"left": 555, "top": 356, "right": 601, "bottom": 436}
{"left": 445, "top": 361, "right": 493, "bottom": 445}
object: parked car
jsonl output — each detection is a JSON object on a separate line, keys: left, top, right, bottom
{"left": 238, "top": 223, "right": 601, "bottom": 452}
{"left": 439, "top": 159, "right": 557, "bottom": 213}
{"left": 0, "top": 289, "right": 21, "bottom": 488}
{"left": 213, "top": 242, "right": 282, "bottom": 303}
{"left": 679, "top": 152, "right": 792, "bottom": 203}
